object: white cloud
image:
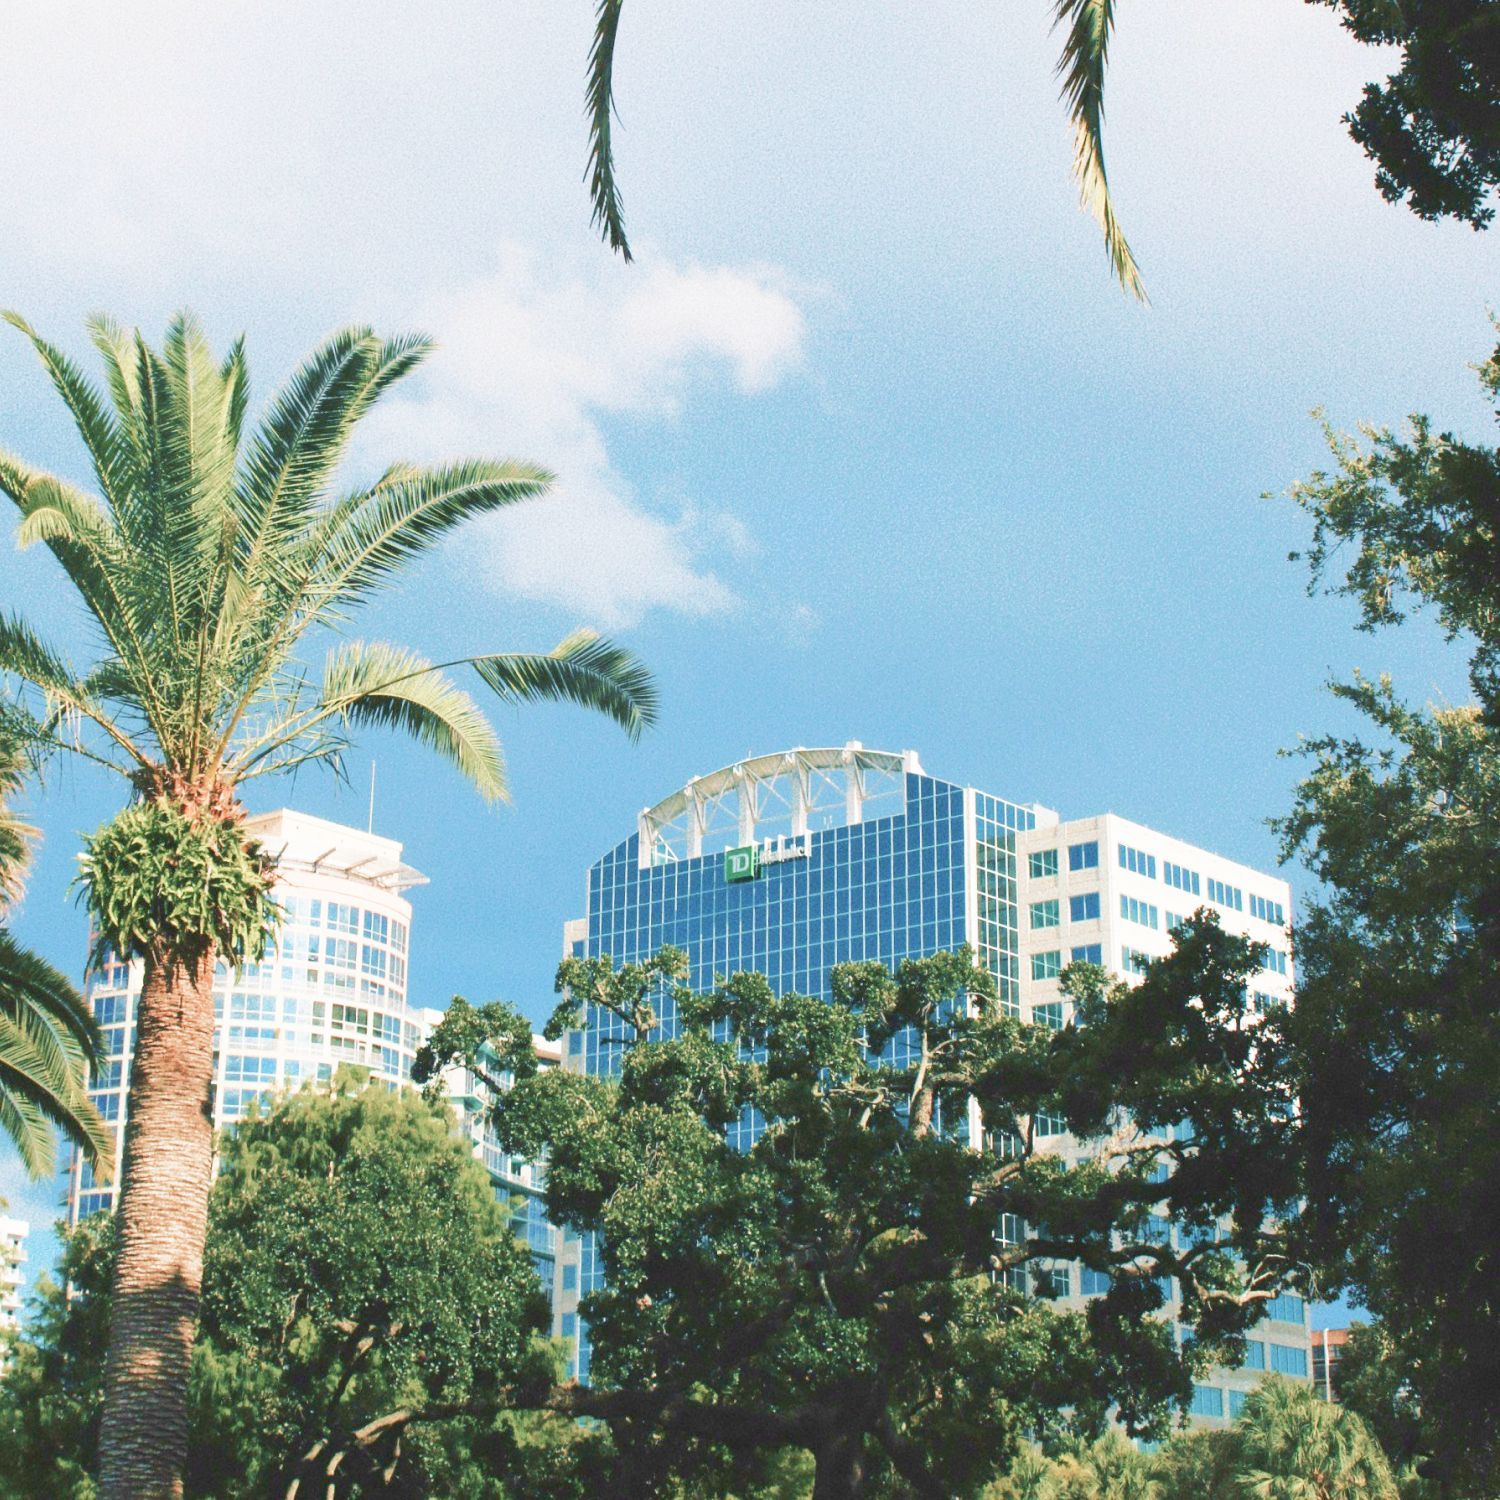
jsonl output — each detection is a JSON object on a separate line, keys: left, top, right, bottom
{"left": 362, "top": 245, "right": 807, "bottom": 626}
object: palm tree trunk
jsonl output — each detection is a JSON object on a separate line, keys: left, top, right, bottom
{"left": 97, "top": 934, "right": 218, "bottom": 1499}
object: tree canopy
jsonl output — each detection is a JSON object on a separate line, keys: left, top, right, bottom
{"left": 416, "top": 932, "right": 1306, "bottom": 1498}
{"left": 1278, "top": 328, "right": 1500, "bottom": 1496}
{"left": 0, "top": 1073, "right": 566, "bottom": 1499}
{"left": 1311, "top": 1, "right": 1500, "bottom": 229}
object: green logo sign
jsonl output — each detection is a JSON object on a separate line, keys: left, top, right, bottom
{"left": 724, "top": 845, "right": 760, "bottom": 883}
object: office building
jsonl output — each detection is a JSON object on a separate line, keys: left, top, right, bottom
{"left": 1, "top": 1214, "right": 27, "bottom": 1334}
{"left": 69, "top": 809, "right": 433, "bottom": 1221}
{"left": 1312, "top": 1327, "right": 1350, "bottom": 1402}
{"left": 554, "top": 743, "right": 1308, "bottom": 1410}
{"left": 66, "top": 808, "right": 564, "bottom": 1313}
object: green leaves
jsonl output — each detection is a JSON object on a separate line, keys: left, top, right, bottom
{"left": 582, "top": 2, "right": 1145, "bottom": 297}
{"left": 2, "top": 313, "right": 657, "bottom": 804}
{"left": 0, "top": 742, "right": 111, "bottom": 1178}
{"left": 316, "top": 639, "right": 508, "bottom": 802}
{"left": 1277, "top": 328, "right": 1500, "bottom": 1496}
{"left": 472, "top": 629, "right": 659, "bottom": 744}
{"left": 76, "top": 800, "right": 278, "bottom": 971}
{"left": 1052, "top": 0, "right": 1145, "bottom": 302}
{"left": 0, "top": 929, "right": 113, "bottom": 1178}
{"left": 586, "top": 0, "right": 630, "bottom": 261}
{"left": 436, "top": 945, "right": 1306, "bottom": 1489}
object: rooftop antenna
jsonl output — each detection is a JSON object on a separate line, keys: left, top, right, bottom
{"left": 367, "top": 760, "right": 376, "bottom": 834}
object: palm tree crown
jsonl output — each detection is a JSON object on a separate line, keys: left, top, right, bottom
{"left": 0, "top": 311, "right": 655, "bottom": 811}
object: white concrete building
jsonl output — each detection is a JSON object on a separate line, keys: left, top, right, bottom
{"left": 65, "top": 808, "right": 567, "bottom": 1320}
{"left": 1014, "top": 810, "right": 1303, "bottom": 1424}
{"left": 69, "top": 809, "right": 431, "bottom": 1221}
{"left": 1, "top": 1214, "right": 27, "bottom": 1334}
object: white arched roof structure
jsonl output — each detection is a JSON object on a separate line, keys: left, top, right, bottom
{"left": 637, "top": 742, "right": 925, "bottom": 866}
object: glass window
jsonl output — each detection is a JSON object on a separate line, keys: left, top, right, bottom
{"left": 1243, "top": 1339, "right": 1266, "bottom": 1371}
{"left": 1030, "top": 899, "right": 1060, "bottom": 930}
{"left": 1250, "top": 894, "right": 1286, "bottom": 925}
{"left": 1270, "top": 1343, "right": 1308, "bottom": 1377}
{"left": 1207, "top": 878, "right": 1244, "bottom": 912}
{"left": 1264, "top": 1291, "right": 1305, "bottom": 1323}
{"left": 1028, "top": 849, "right": 1059, "bottom": 879}
{"left": 1070, "top": 943, "right": 1103, "bottom": 964}
{"left": 1121, "top": 894, "right": 1159, "bottom": 929}
{"left": 1164, "top": 861, "right": 1200, "bottom": 896}
{"left": 1031, "top": 950, "right": 1062, "bottom": 981}
{"left": 1122, "top": 947, "right": 1152, "bottom": 976}
{"left": 562, "top": 1263, "right": 578, "bottom": 1293}
{"left": 1033, "top": 1001, "right": 1066, "bottom": 1030}
{"left": 93, "top": 995, "right": 127, "bottom": 1026}
{"left": 1069, "top": 891, "right": 1100, "bottom": 922}
{"left": 1035, "top": 1265, "right": 1070, "bottom": 1297}
{"left": 1068, "top": 841, "right": 1099, "bottom": 872}
{"left": 1118, "top": 844, "right": 1157, "bottom": 879}
{"left": 1080, "top": 1267, "right": 1110, "bottom": 1296}
{"left": 1190, "top": 1384, "right": 1225, "bottom": 1418}
{"left": 1229, "top": 1389, "right": 1249, "bottom": 1419}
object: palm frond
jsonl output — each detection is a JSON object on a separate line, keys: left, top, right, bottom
{"left": 235, "top": 328, "right": 432, "bottom": 588}
{"left": 1053, "top": 0, "right": 1147, "bottom": 302}
{"left": 471, "top": 629, "right": 658, "bottom": 742}
{"left": 587, "top": 0, "right": 632, "bottom": 260}
{"left": 160, "top": 310, "right": 242, "bottom": 527}
{"left": 0, "top": 927, "right": 112, "bottom": 1176}
{"left": 0, "top": 613, "right": 148, "bottom": 768}
{"left": 0, "top": 450, "right": 165, "bottom": 740}
{"left": 312, "top": 458, "right": 553, "bottom": 607}
{"left": 0, "top": 746, "right": 35, "bottom": 911}
{"left": 2, "top": 311, "right": 135, "bottom": 503}
{"left": 309, "top": 640, "right": 508, "bottom": 802}
{"left": 0, "top": 1087, "right": 56, "bottom": 1180}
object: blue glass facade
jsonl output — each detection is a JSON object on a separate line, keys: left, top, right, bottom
{"left": 580, "top": 771, "right": 1034, "bottom": 1075}
{"left": 565, "top": 764, "right": 1035, "bottom": 1374}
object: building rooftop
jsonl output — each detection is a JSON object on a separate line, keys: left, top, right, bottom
{"left": 246, "top": 808, "right": 427, "bottom": 892}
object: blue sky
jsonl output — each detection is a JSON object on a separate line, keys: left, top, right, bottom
{"left": 0, "top": 1, "right": 1492, "bottom": 1309}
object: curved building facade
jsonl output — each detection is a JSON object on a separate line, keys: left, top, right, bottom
{"left": 70, "top": 809, "right": 431, "bottom": 1221}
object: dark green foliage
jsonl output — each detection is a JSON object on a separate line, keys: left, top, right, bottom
{"left": 1334, "top": 1324, "right": 1439, "bottom": 1498}
{"left": 0, "top": 1212, "right": 115, "bottom": 1498}
{"left": 1310, "top": 1, "right": 1500, "bottom": 228}
{"left": 0, "top": 1076, "right": 560, "bottom": 1498}
{"left": 1278, "top": 332, "right": 1500, "bottom": 1495}
{"left": 1288, "top": 332, "right": 1500, "bottom": 715}
{"left": 421, "top": 937, "right": 1305, "bottom": 1496}
{"left": 77, "top": 798, "right": 277, "bottom": 970}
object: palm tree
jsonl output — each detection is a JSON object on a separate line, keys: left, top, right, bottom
{"left": 0, "top": 311, "right": 658, "bottom": 1499}
{"left": 1052, "top": 1434, "right": 1164, "bottom": 1500}
{"left": 585, "top": 0, "right": 1146, "bottom": 299}
{"left": 0, "top": 740, "right": 113, "bottom": 1178}
{"left": 1236, "top": 1376, "right": 1399, "bottom": 1500}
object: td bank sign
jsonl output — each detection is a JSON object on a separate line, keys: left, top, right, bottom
{"left": 724, "top": 834, "right": 812, "bottom": 883}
